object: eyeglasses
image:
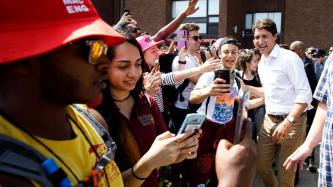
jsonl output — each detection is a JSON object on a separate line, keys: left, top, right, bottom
{"left": 69, "top": 40, "right": 108, "bottom": 65}
{"left": 189, "top": 35, "right": 203, "bottom": 42}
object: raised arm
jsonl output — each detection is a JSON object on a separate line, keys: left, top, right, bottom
{"left": 151, "top": 0, "right": 199, "bottom": 42}
{"left": 173, "top": 58, "right": 220, "bottom": 82}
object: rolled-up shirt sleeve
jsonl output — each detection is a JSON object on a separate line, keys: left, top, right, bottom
{"left": 287, "top": 53, "right": 313, "bottom": 106}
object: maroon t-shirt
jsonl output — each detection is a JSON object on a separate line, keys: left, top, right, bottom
{"left": 119, "top": 94, "right": 167, "bottom": 187}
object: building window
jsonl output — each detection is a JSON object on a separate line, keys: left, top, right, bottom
{"left": 172, "top": 0, "right": 219, "bottom": 37}
{"left": 245, "top": 12, "right": 282, "bottom": 34}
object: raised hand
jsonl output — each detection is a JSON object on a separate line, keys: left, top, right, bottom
{"left": 184, "top": 0, "right": 199, "bottom": 16}
{"left": 199, "top": 57, "right": 221, "bottom": 73}
{"left": 143, "top": 70, "right": 161, "bottom": 96}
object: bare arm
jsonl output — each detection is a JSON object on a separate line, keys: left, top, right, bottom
{"left": 247, "top": 97, "right": 265, "bottom": 110}
{"left": 303, "top": 101, "right": 326, "bottom": 148}
{"left": 151, "top": 0, "right": 199, "bottom": 41}
{"left": 237, "top": 77, "right": 264, "bottom": 98}
{"left": 283, "top": 101, "right": 327, "bottom": 171}
{"left": 247, "top": 85, "right": 264, "bottom": 98}
{"left": 173, "top": 58, "right": 220, "bottom": 82}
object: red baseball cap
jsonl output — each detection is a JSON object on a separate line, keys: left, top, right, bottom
{"left": 0, "top": 0, "right": 125, "bottom": 64}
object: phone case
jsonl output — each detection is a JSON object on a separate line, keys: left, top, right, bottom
{"left": 177, "top": 113, "right": 206, "bottom": 135}
{"left": 176, "top": 29, "right": 187, "bottom": 50}
{"left": 214, "top": 69, "right": 230, "bottom": 84}
{"left": 233, "top": 91, "right": 250, "bottom": 144}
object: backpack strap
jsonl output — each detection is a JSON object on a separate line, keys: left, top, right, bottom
{"left": 176, "top": 79, "right": 190, "bottom": 102}
{"left": 71, "top": 104, "right": 117, "bottom": 157}
{"left": 0, "top": 135, "right": 53, "bottom": 187}
{"left": 205, "top": 97, "right": 211, "bottom": 115}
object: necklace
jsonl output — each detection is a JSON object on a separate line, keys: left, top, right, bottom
{"left": 112, "top": 94, "right": 131, "bottom": 102}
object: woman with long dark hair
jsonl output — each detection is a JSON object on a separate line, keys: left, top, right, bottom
{"left": 237, "top": 48, "right": 265, "bottom": 139}
{"left": 97, "top": 36, "right": 200, "bottom": 187}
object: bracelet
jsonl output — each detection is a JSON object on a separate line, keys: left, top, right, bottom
{"left": 178, "top": 60, "right": 186, "bottom": 64}
{"left": 131, "top": 167, "right": 148, "bottom": 180}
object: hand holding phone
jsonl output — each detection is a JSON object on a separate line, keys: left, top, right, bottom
{"left": 233, "top": 91, "right": 250, "bottom": 144}
{"left": 176, "top": 29, "right": 188, "bottom": 50}
{"left": 177, "top": 113, "right": 206, "bottom": 136}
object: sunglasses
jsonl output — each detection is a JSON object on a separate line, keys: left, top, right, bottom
{"left": 69, "top": 40, "right": 108, "bottom": 65}
{"left": 189, "top": 35, "right": 203, "bottom": 42}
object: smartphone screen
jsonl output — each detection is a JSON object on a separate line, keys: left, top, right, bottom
{"left": 176, "top": 29, "right": 187, "bottom": 50}
{"left": 233, "top": 91, "right": 250, "bottom": 144}
{"left": 177, "top": 113, "right": 206, "bottom": 136}
{"left": 214, "top": 69, "right": 230, "bottom": 84}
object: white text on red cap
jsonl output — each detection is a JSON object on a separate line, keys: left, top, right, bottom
{"left": 63, "top": 0, "right": 89, "bottom": 14}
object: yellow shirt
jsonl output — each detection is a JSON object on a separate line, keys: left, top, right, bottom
{"left": 0, "top": 105, "right": 124, "bottom": 187}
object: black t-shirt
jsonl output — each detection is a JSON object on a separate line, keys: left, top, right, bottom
{"left": 242, "top": 74, "right": 261, "bottom": 87}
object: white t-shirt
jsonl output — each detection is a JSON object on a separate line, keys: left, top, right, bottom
{"left": 196, "top": 72, "right": 240, "bottom": 125}
{"left": 172, "top": 54, "right": 199, "bottom": 109}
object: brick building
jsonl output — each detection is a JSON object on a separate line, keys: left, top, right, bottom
{"left": 93, "top": 0, "right": 333, "bottom": 49}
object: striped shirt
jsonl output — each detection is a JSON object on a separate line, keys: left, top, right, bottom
{"left": 153, "top": 73, "right": 183, "bottom": 112}
{"left": 313, "top": 53, "right": 333, "bottom": 187}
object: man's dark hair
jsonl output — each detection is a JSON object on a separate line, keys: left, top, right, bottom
{"left": 218, "top": 36, "right": 241, "bottom": 50}
{"left": 181, "top": 23, "right": 200, "bottom": 37}
{"left": 252, "top": 18, "right": 277, "bottom": 36}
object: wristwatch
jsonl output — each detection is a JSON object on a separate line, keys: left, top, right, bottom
{"left": 287, "top": 115, "right": 295, "bottom": 124}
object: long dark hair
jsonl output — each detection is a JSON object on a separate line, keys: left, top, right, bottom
{"left": 237, "top": 48, "right": 261, "bottom": 84}
{"left": 97, "top": 36, "right": 147, "bottom": 166}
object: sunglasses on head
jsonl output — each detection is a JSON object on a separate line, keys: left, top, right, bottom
{"left": 69, "top": 39, "right": 108, "bottom": 65}
{"left": 189, "top": 35, "right": 203, "bottom": 41}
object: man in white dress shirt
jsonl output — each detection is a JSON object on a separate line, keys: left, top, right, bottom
{"left": 248, "top": 18, "right": 312, "bottom": 187}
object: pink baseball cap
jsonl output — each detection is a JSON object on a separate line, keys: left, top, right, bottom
{"left": 136, "top": 34, "right": 163, "bottom": 52}
{"left": 0, "top": 0, "right": 125, "bottom": 64}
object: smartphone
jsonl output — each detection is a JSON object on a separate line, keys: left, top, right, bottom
{"left": 176, "top": 29, "right": 187, "bottom": 50}
{"left": 214, "top": 69, "right": 230, "bottom": 84}
{"left": 177, "top": 113, "right": 206, "bottom": 136}
{"left": 123, "top": 8, "right": 130, "bottom": 15}
{"left": 233, "top": 91, "right": 250, "bottom": 144}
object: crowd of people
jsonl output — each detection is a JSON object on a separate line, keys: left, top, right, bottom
{"left": 0, "top": 0, "right": 332, "bottom": 187}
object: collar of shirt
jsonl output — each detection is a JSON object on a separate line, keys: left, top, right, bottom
{"left": 261, "top": 44, "right": 279, "bottom": 63}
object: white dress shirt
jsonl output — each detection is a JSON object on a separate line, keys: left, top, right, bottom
{"left": 258, "top": 44, "right": 312, "bottom": 115}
